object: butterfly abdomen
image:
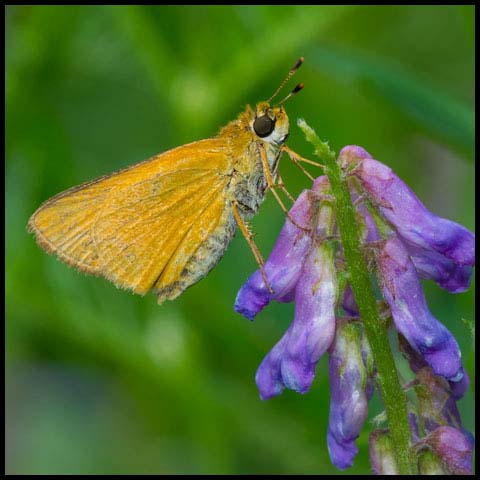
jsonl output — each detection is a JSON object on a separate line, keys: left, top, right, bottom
{"left": 155, "top": 198, "right": 236, "bottom": 303}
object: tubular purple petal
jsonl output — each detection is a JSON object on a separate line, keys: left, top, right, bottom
{"left": 255, "top": 239, "right": 337, "bottom": 398}
{"left": 341, "top": 146, "right": 474, "bottom": 291}
{"left": 255, "top": 333, "right": 289, "bottom": 400}
{"left": 327, "top": 321, "right": 370, "bottom": 469}
{"left": 280, "top": 237, "right": 337, "bottom": 393}
{"left": 327, "top": 429, "right": 358, "bottom": 470}
{"left": 406, "top": 243, "right": 473, "bottom": 293}
{"left": 351, "top": 156, "right": 475, "bottom": 267}
{"left": 376, "top": 237, "right": 462, "bottom": 381}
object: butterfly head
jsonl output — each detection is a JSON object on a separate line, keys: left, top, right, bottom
{"left": 251, "top": 102, "right": 290, "bottom": 146}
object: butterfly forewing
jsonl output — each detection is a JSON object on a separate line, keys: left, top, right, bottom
{"left": 94, "top": 171, "right": 229, "bottom": 294}
{"left": 28, "top": 138, "right": 234, "bottom": 296}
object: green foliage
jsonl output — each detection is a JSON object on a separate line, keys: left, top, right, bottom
{"left": 6, "top": 5, "right": 474, "bottom": 474}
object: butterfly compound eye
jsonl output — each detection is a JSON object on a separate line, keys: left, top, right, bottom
{"left": 253, "top": 115, "right": 275, "bottom": 138}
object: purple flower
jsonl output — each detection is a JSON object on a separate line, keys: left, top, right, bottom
{"left": 417, "top": 426, "right": 474, "bottom": 475}
{"left": 339, "top": 146, "right": 475, "bottom": 292}
{"left": 327, "top": 321, "right": 373, "bottom": 469}
{"left": 413, "top": 367, "right": 463, "bottom": 434}
{"left": 375, "top": 236, "right": 463, "bottom": 382}
{"left": 235, "top": 143, "right": 474, "bottom": 472}
{"left": 400, "top": 335, "right": 474, "bottom": 474}
{"left": 255, "top": 217, "right": 337, "bottom": 399}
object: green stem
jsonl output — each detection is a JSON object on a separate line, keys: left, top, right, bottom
{"left": 298, "top": 119, "right": 415, "bottom": 475}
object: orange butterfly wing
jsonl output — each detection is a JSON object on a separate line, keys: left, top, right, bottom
{"left": 28, "top": 138, "right": 236, "bottom": 300}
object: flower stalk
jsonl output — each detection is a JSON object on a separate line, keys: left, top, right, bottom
{"left": 297, "top": 119, "right": 416, "bottom": 474}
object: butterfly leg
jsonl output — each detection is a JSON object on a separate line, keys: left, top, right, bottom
{"left": 269, "top": 147, "right": 296, "bottom": 204}
{"left": 276, "top": 174, "right": 295, "bottom": 203}
{"left": 282, "top": 144, "right": 325, "bottom": 169}
{"left": 231, "top": 201, "right": 273, "bottom": 294}
{"left": 280, "top": 144, "right": 325, "bottom": 182}
{"left": 257, "top": 143, "right": 311, "bottom": 233}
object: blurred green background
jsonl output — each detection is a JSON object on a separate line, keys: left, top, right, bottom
{"left": 6, "top": 5, "right": 475, "bottom": 475}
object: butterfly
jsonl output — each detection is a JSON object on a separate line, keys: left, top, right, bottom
{"left": 27, "top": 58, "right": 314, "bottom": 304}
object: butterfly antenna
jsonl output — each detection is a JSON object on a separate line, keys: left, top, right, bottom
{"left": 266, "top": 57, "right": 304, "bottom": 103}
{"left": 275, "top": 82, "right": 304, "bottom": 106}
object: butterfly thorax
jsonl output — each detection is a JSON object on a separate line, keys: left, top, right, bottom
{"left": 219, "top": 103, "right": 289, "bottom": 218}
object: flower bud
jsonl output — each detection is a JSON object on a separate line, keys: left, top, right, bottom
{"left": 368, "top": 429, "right": 399, "bottom": 475}
{"left": 327, "top": 321, "right": 370, "bottom": 469}
{"left": 416, "top": 426, "right": 474, "bottom": 475}
{"left": 417, "top": 449, "right": 447, "bottom": 474}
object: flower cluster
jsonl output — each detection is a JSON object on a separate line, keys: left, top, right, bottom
{"left": 369, "top": 340, "right": 475, "bottom": 475}
{"left": 234, "top": 146, "right": 474, "bottom": 472}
